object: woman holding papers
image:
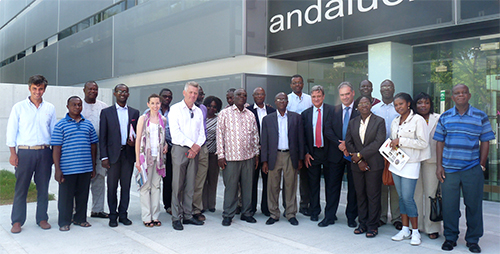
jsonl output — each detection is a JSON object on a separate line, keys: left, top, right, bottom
{"left": 413, "top": 92, "right": 441, "bottom": 239}
{"left": 346, "top": 96, "right": 386, "bottom": 238}
{"left": 389, "top": 93, "right": 430, "bottom": 246}
{"left": 135, "top": 94, "right": 168, "bottom": 227}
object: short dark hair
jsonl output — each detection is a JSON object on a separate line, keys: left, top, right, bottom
{"left": 203, "top": 96, "right": 223, "bottom": 112}
{"left": 291, "top": 74, "right": 303, "bottom": 83}
{"left": 148, "top": 93, "right": 161, "bottom": 103}
{"left": 84, "top": 81, "right": 98, "bottom": 89}
{"left": 413, "top": 92, "right": 434, "bottom": 114}
{"left": 67, "top": 95, "right": 81, "bottom": 105}
{"left": 114, "top": 84, "right": 128, "bottom": 92}
{"left": 159, "top": 88, "right": 172, "bottom": 95}
{"left": 28, "top": 75, "right": 48, "bottom": 88}
{"left": 227, "top": 88, "right": 236, "bottom": 94}
{"left": 394, "top": 92, "right": 415, "bottom": 111}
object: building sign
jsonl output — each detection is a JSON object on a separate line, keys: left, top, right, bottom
{"left": 267, "top": 0, "right": 453, "bottom": 56}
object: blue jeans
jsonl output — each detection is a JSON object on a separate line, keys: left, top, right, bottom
{"left": 392, "top": 173, "right": 418, "bottom": 218}
{"left": 441, "top": 164, "right": 484, "bottom": 244}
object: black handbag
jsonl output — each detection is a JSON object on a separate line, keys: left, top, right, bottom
{"left": 429, "top": 184, "right": 443, "bottom": 222}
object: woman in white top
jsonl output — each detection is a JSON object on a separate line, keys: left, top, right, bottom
{"left": 388, "top": 92, "right": 430, "bottom": 246}
{"left": 135, "top": 94, "right": 168, "bottom": 227}
{"left": 413, "top": 92, "right": 441, "bottom": 239}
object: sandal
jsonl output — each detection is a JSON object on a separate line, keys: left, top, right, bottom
{"left": 153, "top": 220, "right": 162, "bottom": 227}
{"left": 73, "top": 221, "right": 91, "bottom": 227}
{"left": 428, "top": 232, "right": 439, "bottom": 239}
{"left": 366, "top": 229, "right": 378, "bottom": 238}
{"left": 354, "top": 227, "right": 366, "bottom": 234}
{"left": 59, "top": 225, "right": 70, "bottom": 231}
{"left": 143, "top": 221, "right": 154, "bottom": 227}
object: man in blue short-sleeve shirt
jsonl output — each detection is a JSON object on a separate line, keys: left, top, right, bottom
{"left": 434, "top": 84, "right": 494, "bottom": 253}
{"left": 51, "top": 96, "right": 98, "bottom": 231}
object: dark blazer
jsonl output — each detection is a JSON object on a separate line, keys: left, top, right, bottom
{"left": 99, "top": 104, "right": 140, "bottom": 164}
{"left": 325, "top": 104, "right": 359, "bottom": 163}
{"left": 246, "top": 103, "right": 275, "bottom": 135}
{"left": 261, "top": 111, "right": 304, "bottom": 170}
{"left": 345, "top": 114, "right": 386, "bottom": 172}
{"left": 301, "top": 103, "right": 333, "bottom": 157}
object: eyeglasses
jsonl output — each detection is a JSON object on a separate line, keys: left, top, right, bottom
{"left": 189, "top": 108, "right": 194, "bottom": 118}
{"left": 116, "top": 90, "right": 129, "bottom": 95}
{"left": 276, "top": 98, "right": 288, "bottom": 102}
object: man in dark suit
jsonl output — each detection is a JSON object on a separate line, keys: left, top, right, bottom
{"left": 324, "top": 82, "right": 358, "bottom": 228}
{"left": 247, "top": 87, "right": 275, "bottom": 216}
{"left": 99, "top": 84, "right": 140, "bottom": 227}
{"left": 302, "top": 85, "right": 333, "bottom": 223}
{"left": 261, "top": 92, "right": 304, "bottom": 226}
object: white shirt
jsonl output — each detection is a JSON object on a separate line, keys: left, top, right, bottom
{"left": 116, "top": 103, "right": 129, "bottom": 146}
{"left": 6, "top": 97, "right": 57, "bottom": 147}
{"left": 359, "top": 114, "right": 372, "bottom": 145}
{"left": 372, "top": 101, "right": 399, "bottom": 139}
{"left": 277, "top": 111, "right": 289, "bottom": 150}
{"left": 312, "top": 104, "right": 324, "bottom": 147}
{"left": 81, "top": 100, "right": 108, "bottom": 136}
{"left": 254, "top": 103, "right": 268, "bottom": 135}
{"left": 168, "top": 100, "right": 206, "bottom": 148}
{"left": 287, "top": 92, "right": 312, "bottom": 114}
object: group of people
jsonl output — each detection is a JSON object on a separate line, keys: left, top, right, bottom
{"left": 7, "top": 74, "right": 493, "bottom": 253}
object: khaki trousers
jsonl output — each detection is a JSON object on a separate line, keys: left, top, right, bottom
{"left": 193, "top": 145, "right": 209, "bottom": 214}
{"left": 140, "top": 159, "right": 162, "bottom": 222}
{"left": 415, "top": 161, "right": 442, "bottom": 234}
{"left": 267, "top": 152, "right": 298, "bottom": 220}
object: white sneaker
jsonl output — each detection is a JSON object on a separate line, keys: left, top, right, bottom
{"left": 410, "top": 232, "right": 421, "bottom": 246}
{"left": 392, "top": 230, "right": 411, "bottom": 241}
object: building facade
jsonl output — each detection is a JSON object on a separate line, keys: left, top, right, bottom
{"left": 0, "top": 0, "right": 498, "bottom": 200}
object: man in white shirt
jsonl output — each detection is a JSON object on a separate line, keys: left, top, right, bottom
{"left": 168, "top": 81, "right": 206, "bottom": 230}
{"left": 81, "top": 81, "right": 109, "bottom": 219}
{"left": 287, "top": 74, "right": 313, "bottom": 216}
{"left": 371, "top": 79, "right": 402, "bottom": 230}
{"left": 7, "top": 75, "right": 57, "bottom": 234}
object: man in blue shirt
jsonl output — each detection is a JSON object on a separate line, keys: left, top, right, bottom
{"left": 434, "top": 84, "right": 495, "bottom": 253}
{"left": 52, "top": 96, "right": 98, "bottom": 231}
{"left": 7, "top": 75, "right": 57, "bottom": 234}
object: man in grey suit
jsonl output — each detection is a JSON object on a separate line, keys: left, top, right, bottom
{"left": 261, "top": 92, "right": 304, "bottom": 226}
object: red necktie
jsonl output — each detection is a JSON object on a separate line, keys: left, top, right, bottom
{"left": 315, "top": 108, "right": 322, "bottom": 148}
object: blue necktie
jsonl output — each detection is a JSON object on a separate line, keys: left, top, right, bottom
{"left": 343, "top": 106, "right": 351, "bottom": 161}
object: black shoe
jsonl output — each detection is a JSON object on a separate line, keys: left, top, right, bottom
{"left": 235, "top": 206, "right": 242, "bottom": 215}
{"left": 201, "top": 209, "right": 206, "bottom": 213}
{"left": 441, "top": 240, "right": 457, "bottom": 251}
{"left": 283, "top": 211, "right": 286, "bottom": 218}
{"left": 466, "top": 242, "right": 481, "bottom": 253}
{"left": 310, "top": 215, "right": 319, "bottom": 222}
{"left": 172, "top": 220, "right": 183, "bottom": 230}
{"left": 193, "top": 213, "right": 206, "bottom": 221}
{"left": 348, "top": 220, "right": 357, "bottom": 228}
{"left": 208, "top": 208, "right": 216, "bottom": 213}
{"left": 299, "top": 208, "right": 310, "bottom": 216}
{"left": 183, "top": 218, "right": 204, "bottom": 226}
{"left": 378, "top": 220, "right": 386, "bottom": 227}
{"left": 119, "top": 218, "right": 132, "bottom": 226}
{"left": 109, "top": 219, "right": 118, "bottom": 227}
{"left": 222, "top": 217, "right": 232, "bottom": 226}
{"left": 240, "top": 215, "right": 257, "bottom": 223}
{"left": 263, "top": 211, "right": 270, "bottom": 217}
{"left": 266, "top": 217, "right": 278, "bottom": 225}
{"left": 91, "top": 212, "right": 109, "bottom": 218}
{"left": 288, "top": 217, "right": 299, "bottom": 226}
{"left": 318, "top": 218, "right": 335, "bottom": 227}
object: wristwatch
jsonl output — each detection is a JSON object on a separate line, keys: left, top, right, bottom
{"left": 357, "top": 153, "right": 362, "bottom": 159}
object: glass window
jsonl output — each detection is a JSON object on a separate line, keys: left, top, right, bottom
{"left": 413, "top": 37, "right": 500, "bottom": 201}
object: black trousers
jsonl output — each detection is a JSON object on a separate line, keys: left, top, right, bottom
{"left": 352, "top": 168, "right": 382, "bottom": 231}
{"left": 107, "top": 150, "right": 134, "bottom": 221}
{"left": 58, "top": 172, "right": 92, "bottom": 227}
{"left": 251, "top": 162, "right": 269, "bottom": 215}
{"left": 308, "top": 148, "right": 329, "bottom": 217}
{"left": 328, "top": 159, "right": 358, "bottom": 222}
{"left": 162, "top": 150, "right": 173, "bottom": 210}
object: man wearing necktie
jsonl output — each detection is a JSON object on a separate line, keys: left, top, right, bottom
{"left": 302, "top": 85, "right": 334, "bottom": 223}
{"left": 324, "top": 82, "right": 359, "bottom": 228}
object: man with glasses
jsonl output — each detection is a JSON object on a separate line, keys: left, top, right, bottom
{"left": 168, "top": 81, "right": 206, "bottom": 230}
{"left": 99, "top": 84, "right": 140, "bottom": 227}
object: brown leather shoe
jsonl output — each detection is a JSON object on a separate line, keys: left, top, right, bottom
{"left": 11, "top": 222, "right": 21, "bottom": 234}
{"left": 38, "top": 220, "right": 51, "bottom": 230}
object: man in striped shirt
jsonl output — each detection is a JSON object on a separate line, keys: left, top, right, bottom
{"left": 52, "top": 96, "right": 98, "bottom": 232}
{"left": 434, "top": 84, "right": 495, "bottom": 253}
